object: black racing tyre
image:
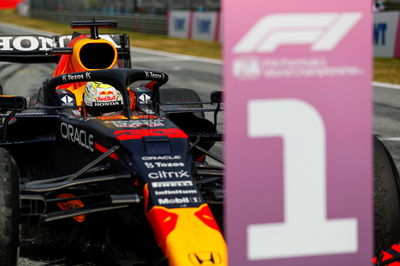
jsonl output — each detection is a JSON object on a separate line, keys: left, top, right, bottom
{"left": 0, "top": 148, "right": 20, "bottom": 266}
{"left": 374, "top": 136, "right": 400, "bottom": 255}
{"left": 160, "top": 88, "right": 204, "bottom": 118}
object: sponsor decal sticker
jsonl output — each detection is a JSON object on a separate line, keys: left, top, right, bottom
{"left": 148, "top": 170, "right": 190, "bottom": 179}
{"left": 0, "top": 36, "right": 53, "bottom": 52}
{"left": 157, "top": 196, "right": 201, "bottom": 205}
{"left": 138, "top": 93, "right": 152, "bottom": 104}
{"left": 107, "top": 120, "right": 164, "bottom": 128}
{"left": 62, "top": 73, "right": 92, "bottom": 82}
{"left": 151, "top": 180, "right": 193, "bottom": 188}
{"left": 142, "top": 155, "right": 182, "bottom": 161}
{"left": 144, "top": 162, "right": 185, "bottom": 169}
{"left": 144, "top": 71, "right": 165, "bottom": 80}
{"left": 154, "top": 189, "right": 198, "bottom": 196}
{"left": 232, "top": 12, "right": 363, "bottom": 80}
{"left": 56, "top": 193, "right": 85, "bottom": 222}
{"left": 60, "top": 122, "right": 94, "bottom": 152}
{"left": 97, "top": 89, "right": 117, "bottom": 102}
{"left": 61, "top": 95, "right": 74, "bottom": 105}
{"left": 93, "top": 101, "right": 121, "bottom": 107}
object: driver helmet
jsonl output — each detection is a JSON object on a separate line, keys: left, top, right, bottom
{"left": 84, "top": 82, "right": 123, "bottom": 116}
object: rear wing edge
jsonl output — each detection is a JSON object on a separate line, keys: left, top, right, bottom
{"left": 0, "top": 34, "right": 131, "bottom": 64}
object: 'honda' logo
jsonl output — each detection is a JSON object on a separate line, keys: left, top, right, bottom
{"left": 233, "top": 12, "right": 362, "bottom": 53}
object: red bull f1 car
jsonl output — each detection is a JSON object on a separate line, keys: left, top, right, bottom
{"left": 0, "top": 20, "right": 226, "bottom": 265}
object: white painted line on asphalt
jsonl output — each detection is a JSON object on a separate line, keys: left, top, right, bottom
{"left": 0, "top": 21, "right": 56, "bottom": 36}
{"left": 131, "top": 57, "right": 190, "bottom": 62}
{"left": 373, "top": 81, "right": 400, "bottom": 90}
{"left": 131, "top": 47, "right": 222, "bottom": 65}
{"left": 379, "top": 137, "right": 400, "bottom": 141}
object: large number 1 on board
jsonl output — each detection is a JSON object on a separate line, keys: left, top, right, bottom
{"left": 247, "top": 99, "right": 358, "bottom": 260}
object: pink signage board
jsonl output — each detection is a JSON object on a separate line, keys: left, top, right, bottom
{"left": 224, "top": 1, "right": 372, "bottom": 265}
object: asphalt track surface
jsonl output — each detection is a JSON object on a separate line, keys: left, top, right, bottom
{"left": 1, "top": 22, "right": 400, "bottom": 265}
{"left": 373, "top": 82, "right": 400, "bottom": 173}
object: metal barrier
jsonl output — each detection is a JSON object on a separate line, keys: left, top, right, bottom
{"left": 30, "top": 9, "right": 168, "bottom": 35}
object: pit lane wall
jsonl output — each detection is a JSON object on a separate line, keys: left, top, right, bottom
{"left": 374, "top": 11, "right": 400, "bottom": 58}
{"left": 168, "top": 11, "right": 222, "bottom": 42}
{"left": 29, "top": 9, "right": 167, "bottom": 35}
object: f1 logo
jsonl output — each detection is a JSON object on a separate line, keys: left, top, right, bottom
{"left": 233, "top": 12, "right": 362, "bottom": 53}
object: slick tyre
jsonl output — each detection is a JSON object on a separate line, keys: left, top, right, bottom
{"left": 374, "top": 136, "right": 400, "bottom": 254}
{"left": 160, "top": 88, "right": 204, "bottom": 118}
{"left": 0, "top": 148, "right": 20, "bottom": 266}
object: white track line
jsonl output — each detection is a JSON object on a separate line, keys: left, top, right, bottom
{"left": 379, "top": 137, "right": 400, "bottom": 141}
{"left": 131, "top": 57, "right": 194, "bottom": 62}
{"left": 373, "top": 81, "right": 400, "bottom": 90}
{"left": 0, "top": 21, "right": 56, "bottom": 36}
{"left": 131, "top": 46, "right": 222, "bottom": 64}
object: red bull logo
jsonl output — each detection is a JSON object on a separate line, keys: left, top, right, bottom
{"left": 56, "top": 193, "right": 85, "bottom": 222}
{"left": 97, "top": 90, "right": 116, "bottom": 101}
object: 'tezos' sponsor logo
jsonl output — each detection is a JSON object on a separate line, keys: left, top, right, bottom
{"left": 158, "top": 196, "right": 201, "bottom": 205}
{"left": 0, "top": 36, "right": 53, "bottom": 51}
{"left": 152, "top": 180, "right": 193, "bottom": 188}
{"left": 62, "top": 72, "right": 92, "bottom": 82}
{"left": 232, "top": 12, "right": 364, "bottom": 80}
{"left": 144, "top": 162, "right": 185, "bottom": 169}
{"left": 148, "top": 170, "right": 189, "bottom": 179}
{"left": 142, "top": 155, "right": 182, "bottom": 161}
{"left": 60, "top": 122, "right": 94, "bottom": 152}
{"left": 144, "top": 71, "right": 165, "bottom": 80}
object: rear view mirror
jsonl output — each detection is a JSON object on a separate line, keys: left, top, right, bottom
{"left": 0, "top": 96, "right": 27, "bottom": 112}
{"left": 210, "top": 90, "right": 223, "bottom": 104}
